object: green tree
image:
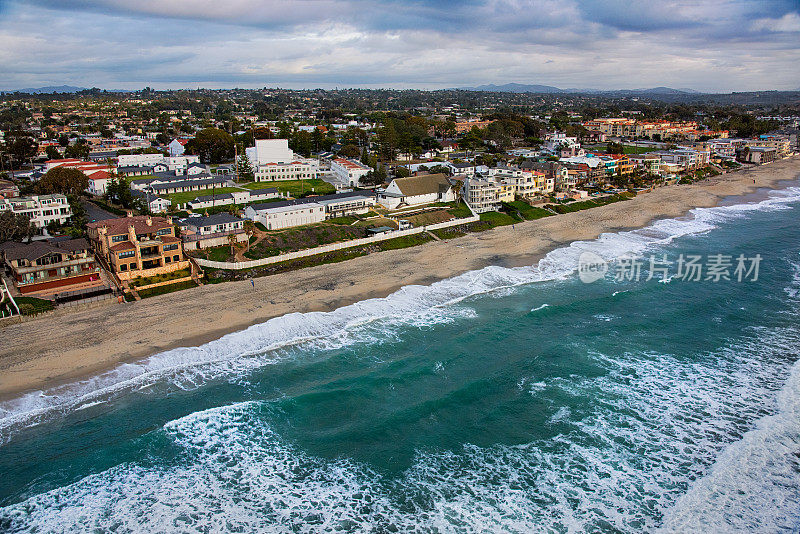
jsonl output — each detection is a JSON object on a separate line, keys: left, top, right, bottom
{"left": 9, "top": 136, "right": 37, "bottom": 166}
{"left": 0, "top": 211, "right": 35, "bottom": 242}
{"left": 37, "top": 167, "right": 88, "bottom": 196}
{"left": 339, "top": 144, "right": 361, "bottom": 158}
{"left": 64, "top": 140, "right": 90, "bottom": 159}
{"left": 45, "top": 145, "right": 61, "bottom": 160}
{"left": 237, "top": 154, "right": 255, "bottom": 182}
{"left": 185, "top": 128, "right": 234, "bottom": 163}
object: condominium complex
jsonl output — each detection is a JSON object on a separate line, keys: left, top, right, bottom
{"left": 0, "top": 194, "right": 73, "bottom": 232}
{"left": 583, "top": 118, "right": 728, "bottom": 141}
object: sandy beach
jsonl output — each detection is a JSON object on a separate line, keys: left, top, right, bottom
{"left": 1, "top": 156, "right": 799, "bottom": 400}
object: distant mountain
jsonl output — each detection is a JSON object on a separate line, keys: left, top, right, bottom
{"left": 459, "top": 83, "right": 703, "bottom": 95}
{"left": 461, "top": 83, "right": 566, "bottom": 93}
{"left": 7, "top": 85, "right": 89, "bottom": 94}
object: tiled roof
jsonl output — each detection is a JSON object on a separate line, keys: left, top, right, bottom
{"left": 88, "top": 215, "right": 173, "bottom": 235}
{"left": 3, "top": 238, "right": 90, "bottom": 261}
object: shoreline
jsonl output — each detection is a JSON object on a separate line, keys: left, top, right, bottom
{"left": 2, "top": 156, "right": 799, "bottom": 401}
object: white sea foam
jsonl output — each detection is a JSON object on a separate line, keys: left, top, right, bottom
{"left": 3, "top": 321, "right": 797, "bottom": 533}
{"left": 530, "top": 303, "right": 550, "bottom": 312}
{"left": 2, "top": 185, "right": 800, "bottom": 445}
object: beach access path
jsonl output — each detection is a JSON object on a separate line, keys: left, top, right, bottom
{"left": 1, "top": 156, "right": 799, "bottom": 400}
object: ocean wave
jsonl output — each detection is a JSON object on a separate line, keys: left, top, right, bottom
{"left": 2, "top": 185, "right": 800, "bottom": 444}
{"left": 2, "top": 321, "right": 798, "bottom": 532}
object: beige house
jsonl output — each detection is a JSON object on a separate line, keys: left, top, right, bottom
{"left": 87, "top": 214, "right": 189, "bottom": 281}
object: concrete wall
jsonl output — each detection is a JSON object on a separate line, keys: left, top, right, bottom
{"left": 195, "top": 215, "right": 479, "bottom": 270}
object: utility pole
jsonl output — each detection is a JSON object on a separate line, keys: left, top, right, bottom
{"left": 234, "top": 142, "right": 239, "bottom": 183}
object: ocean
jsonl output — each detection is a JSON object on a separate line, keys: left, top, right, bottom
{"left": 1, "top": 183, "right": 800, "bottom": 532}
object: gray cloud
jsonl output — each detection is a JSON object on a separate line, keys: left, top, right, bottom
{"left": 0, "top": 0, "right": 798, "bottom": 91}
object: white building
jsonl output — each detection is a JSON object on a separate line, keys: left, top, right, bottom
{"left": 132, "top": 190, "right": 172, "bottom": 213}
{"left": 116, "top": 153, "right": 199, "bottom": 172}
{"left": 0, "top": 194, "right": 73, "bottom": 231}
{"left": 330, "top": 157, "right": 372, "bottom": 187}
{"left": 463, "top": 176, "right": 514, "bottom": 213}
{"left": 169, "top": 138, "right": 190, "bottom": 157}
{"left": 245, "top": 200, "right": 326, "bottom": 230}
{"left": 178, "top": 213, "right": 247, "bottom": 249}
{"left": 86, "top": 170, "right": 112, "bottom": 196}
{"left": 186, "top": 188, "right": 282, "bottom": 211}
{"left": 377, "top": 174, "right": 456, "bottom": 210}
{"left": 246, "top": 139, "right": 319, "bottom": 182}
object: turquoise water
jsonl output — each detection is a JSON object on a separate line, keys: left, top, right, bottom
{"left": 2, "top": 185, "right": 800, "bottom": 532}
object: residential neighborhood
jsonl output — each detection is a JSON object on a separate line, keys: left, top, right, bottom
{"left": 0, "top": 86, "right": 798, "bottom": 314}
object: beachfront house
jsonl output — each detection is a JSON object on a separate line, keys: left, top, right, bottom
{"left": 377, "top": 174, "right": 456, "bottom": 210}
{"left": 0, "top": 194, "right": 73, "bottom": 233}
{"left": 87, "top": 214, "right": 189, "bottom": 281}
{"left": 0, "top": 238, "right": 102, "bottom": 295}
{"left": 177, "top": 213, "right": 248, "bottom": 250}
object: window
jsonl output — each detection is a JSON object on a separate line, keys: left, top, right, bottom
{"left": 164, "top": 256, "right": 171, "bottom": 263}
{"left": 120, "top": 263, "right": 127, "bottom": 271}
{"left": 111, "top": 234, "right": 126, "bottom": 243}
{"left": 119, "top": 250, "right": 135, "bottom": 259}
{"left": 156, "top": 228, "right": 171, "bottom": 236}
{"left": 173, "top": 255, "right": 180, "bottom": 262}
{"left": 164, "top": 243, "right": 178, "bottom": 251}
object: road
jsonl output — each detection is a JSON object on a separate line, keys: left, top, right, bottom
{"left": 81, "top": 199, "right": 117, "bottom": 223}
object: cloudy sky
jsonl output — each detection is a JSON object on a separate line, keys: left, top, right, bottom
{"left": 0, "top": 0, "right": 798, "bottom": 92}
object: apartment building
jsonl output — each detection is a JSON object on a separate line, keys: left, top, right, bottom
{"left": 740, "top": 147, "right": 777, "bottom": 165}
{"left": 463, "top": 175, "right": 514, "bottom": 213}
{"left": 0, "top": 194, "right": 72, "bottom": 231}
{"left": 87, "top": 214, "right": 188, "bottom": 281}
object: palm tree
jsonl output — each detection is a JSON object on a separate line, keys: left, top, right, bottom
{"left": 227, "top": 233, "right": 237, "bottom": 257}
{"left": 243, "top": 220, "right": 256, "bottom": 252}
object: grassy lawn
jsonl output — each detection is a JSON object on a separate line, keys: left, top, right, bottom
{"left": 193, "top": 245, "right": 236, "bottom": 262}
{"left": 545, "top": 192, "right": 634, "bottom": 214}
{"left": 5, "top": 296, "right": 54, "bottom": 316}
{"left": 161, "top": 187, "right": 247, "bottom": 207}
{"left": 244, "top": 223, "right": 367, "bottom": 259}
{"left": 241, "top": 179, "right": 336, "bottom": 197}
{"left": 479, "top": 211, "right": 519, "bottom": 228}
{"left": 505, "top": 200, "right": 554, "bottom": 220}
{"left": 403, "top": 209, "right": 454, "bottom": 226}
{"left": 448, "top": 201, "right": 473, "bottom": 218}
{"left": 129, "top": 175, "right": 159, "bottom": 183}
{"left": 136, "top": 280, "right": 198, "bottom": 299}
{"left": 129, "top": 268, "right": 192, "bottom": 288}
{"left": 376, "top": 233, "right": 433, "bottom": 250}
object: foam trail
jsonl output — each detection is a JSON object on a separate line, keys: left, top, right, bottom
{"left": 2, "top": 185, "right": 800, "bottom": 443}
